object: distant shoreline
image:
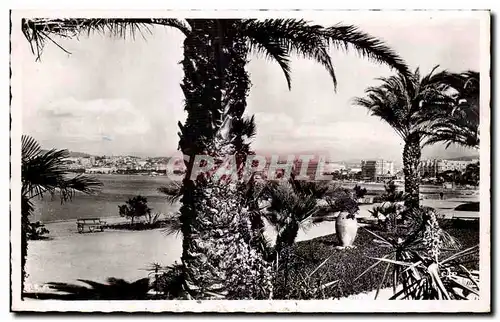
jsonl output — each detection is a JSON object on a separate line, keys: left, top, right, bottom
{"left": 31, "top": 174, "right": 478, "bottom": 224}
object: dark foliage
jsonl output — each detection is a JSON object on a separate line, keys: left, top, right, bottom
{"left": 423, "top": 71, "right": 479, "bottom": 149}
{"left": 372, "top": 180, "right": 406, "bottom": 203}
{"left": 273, "top": 221, "right": 479, "bottom": 299}
{"left": 353, "top": 184, "right": 368, "bottom": 199}
{"left": 118, "top": 195, "right": 152, "bottom": 225}
{"left": 381, "top": 180, "right": 406, "bottom": 202}
{"left": 437, "top": 162, "right": 480, "bottom": 186}
{"left": 325, "top": 189, "right": 359, "bottom": 217}
{"left": 26, "top": 221, "right": 50, "bottom": 240}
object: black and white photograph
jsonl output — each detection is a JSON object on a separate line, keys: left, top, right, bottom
{"left": 9, "top": 9, "right": 490, "bottom": 312}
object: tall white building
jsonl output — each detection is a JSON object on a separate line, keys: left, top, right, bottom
{"left": 361, "top": 160, "right": 395, "bottom": 181}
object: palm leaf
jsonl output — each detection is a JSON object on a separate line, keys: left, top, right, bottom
{"left": 321, "top": 24, "right": 411, "bottom": 79}
{"left": 353, "top": 255, "right": 387, "bottom": 282}
{"left": 21, "top": 136, "right": 102, "bottom": 201}
{"left": 22, "top": 18, "right": 191, "bottom": 60}
{"left": 241, "top": 19, "right": 335, "bottom": 90}
{"left": 441, "top": 244, "right": 479, "bottom": 265}
{"left": 389, "top": 277, "right": 425, "bottom": 300}
{"left": 162, "top": 214, "right": 183, "bottom": 237}
{"left": 158, "top": 181, "right": 183, "bottom": 204}
{"left": 374, "top": 262, "right": 391, "bottom": 299}
{"left": 21, "top": 135, "right": 41, "bottom": 162}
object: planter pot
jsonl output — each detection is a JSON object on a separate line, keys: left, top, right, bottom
{"left": 336, "top": 212, "right": 358, "bottom": 247}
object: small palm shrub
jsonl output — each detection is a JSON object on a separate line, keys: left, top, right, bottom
{"left": 369, "top": 202, "right": 406, "bottom": 233}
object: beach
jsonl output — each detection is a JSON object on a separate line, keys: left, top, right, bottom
{"left": 25, "top": 221, "right": 183, "bottom": 293}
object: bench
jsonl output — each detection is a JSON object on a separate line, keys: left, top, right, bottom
{"left": 76, "top": 218, "right": 106, "bottom": 233}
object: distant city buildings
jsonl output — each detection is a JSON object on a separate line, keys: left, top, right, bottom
{"left": 62, "top": 154, "right": 171, "bottom": 175}
{"left": 62, "top": 152, "right": 478, "bottom": 182}
{"left": 361, "top": 160, "right": 395, "bottom": 181}
{"left": 419, "top": 159, "right": 479, "bottom": 177}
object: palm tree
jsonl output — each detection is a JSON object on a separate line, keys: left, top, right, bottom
{"left": 354, "top": 67, "right": 452, "bottom": 210}
{"left": 21, "top": 135, "right": 102, "bottom": 294}
{"left": 264, "top": 181, "right": 320, "bottom": 257}
{"left": 423, "top": 71, "right": 480, "bottom": 149}
{"left": 159, "top": 173, "right": 334, "bottom": 263}
{"left": 22, "top": 17, "right": 411, "bottom": 299}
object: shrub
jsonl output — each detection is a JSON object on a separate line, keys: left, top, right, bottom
{"left": 353, "top": 185, "right": 367, "bottom": 199}
{"left": 27, "top": 221, "right": 50, "bottom": 240}
{"left": 325, "top": 189, "right": 359, "bottom": 217}
{"left": 369, "top": 202, "right": 405, "bottom": 233}
{"left": 373, "top": 180, "right": 406, "bottom": 203}
{"left": 118, "top": 195, "right": 152, "bottom": 225}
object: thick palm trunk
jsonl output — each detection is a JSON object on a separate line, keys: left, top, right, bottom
{"left": 403, "top": 133, "right": 421, "bottom": 210}
{"left": 178, "top": 19, "right": 272, "bottom": 299}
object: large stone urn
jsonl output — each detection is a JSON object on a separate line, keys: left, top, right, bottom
{"left": 335, "top": 211, "right": 358, "bottom": 248}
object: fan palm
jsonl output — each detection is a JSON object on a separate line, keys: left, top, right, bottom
{"left": 423, "top": 71, "right": 480, "bottom": 149}
{"left": 23, "top": 17, "right": 410, "bottom": 299}
{"left": 264, "top": 181, "right": 320, "bottom": 256}
{"left": 21, "top": 135, "right": 102, "bottom": 294}
{"left": 354, "top": 67, "right": 453, "bottom": 210}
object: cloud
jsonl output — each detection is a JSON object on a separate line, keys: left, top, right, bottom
{"left": 26, "top": 97, "right": 151, "bottom": 143}
{"left": 253, "top": 112, "right": 295, "bottom": 132}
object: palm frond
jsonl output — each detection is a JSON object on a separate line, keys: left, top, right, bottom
{"left": 322, "top": 24, "right": 411, "bottom": 79}
{"left": 162, "top": 214, "right": 183, "bottom": 237}
{"left": 158, "top": 181, "right": 183, "bottom": 204}
{"left": 441, "top": 245, "right": 479, "bottom": 265}
{"left": 241, "top": 19, "right": 336, "bottom": 89}
{"left": 245, "top": 35, "right": 292, "bottom": 89}
{"left": 57, "top": 174, "right": 103, "bottom": 203}
{"left": 21, "top": 135, "right": 41, "bottom": 162}
{"left": 352, "top": 75, "right": 412, "bottom": 139}
{"left": 420, "top": 70, "right": 480, "bottom": 149}
{"left": 353, "top": 66, "right": 472, "bottom": 148}
{"left": 21, "top": 136, "right": 102, "bottom": 201}
{"left": 22, "top": 18, "right": 190, "bottom": 60}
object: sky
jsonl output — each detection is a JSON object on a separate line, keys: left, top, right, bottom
{"left": 17, "top": 12, "right": 483, "bottom": 165}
